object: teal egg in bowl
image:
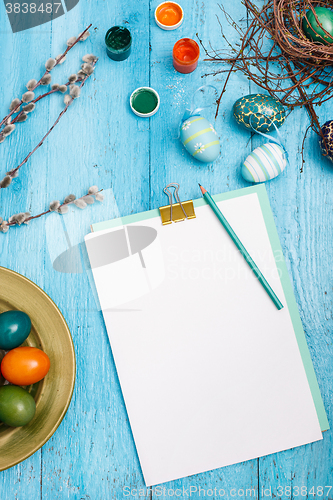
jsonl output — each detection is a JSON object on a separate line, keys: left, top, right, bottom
{"left": 233, "top": 93, "right": 286, "bottom": 133}
{"left": 302, "top": 7, "right": 333, "bottom": 45}
{"left": 179, "top": 116, "right": 220, "bottom": 163}
{"left": 0, "top": 310, "right": 31, "bottom": 350}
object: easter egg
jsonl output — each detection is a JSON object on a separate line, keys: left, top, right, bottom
{"left": 302, "top": 7, "right": 333, "bottom": 45}
{"left": 241, "top": 142, "right": 287, "bottom": 183}
{"left": 179, "top": 116, "right": 220, "bottom": 163}
{"left": 0, "top": 385, "right": 36, "bottom": 427}
{"left": 0, "top": 310, "right": 31, "bottom": 350}
{"left": 319, "top": 120, "right": 333, "bottom": 163}
{"left": 233, "top": 94, "right": 286, "bottom": 133}
{"left": 0, "top": 349, "right": 5, "bottom": 385}
{"left": 1, "top": 346, "right": 50, "bottom": 385}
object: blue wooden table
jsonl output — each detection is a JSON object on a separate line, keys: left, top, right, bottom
{"left": 0, "top": 0, "right": 332, "bottom": 498}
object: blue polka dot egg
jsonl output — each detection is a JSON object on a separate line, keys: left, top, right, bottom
{"left": 233, "top": 94, "right": 286, "bottom": 133}
{"left": 179, "top": 116, "right": 220, "bottom": 163}
{"left": 320, "top": 120, "right": 333, "bottom": 163}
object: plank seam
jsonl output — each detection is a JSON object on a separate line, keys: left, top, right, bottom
{"left": 149, "top": 0, "right": 152, "bottom": 211}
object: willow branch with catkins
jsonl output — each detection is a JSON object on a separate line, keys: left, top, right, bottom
{"left": 0, "top": 186, "right": 104, "bottom": 233}
{"left": 2, "top": 54, "right": 97, "bottom": 138}
{"left": 0, "top": 24, "right": 92, "bottom": 137}
{"left": 0, "top": 56, "right": 98, "bottom": 189}
{"left": 199, "top": 0, "right": 333, "bottom": 167}
{"left": 0, "top": 25, "right": 98, "bottom": 189}
{"left": 0, "top": 42, "right": 98, "bottom": 189}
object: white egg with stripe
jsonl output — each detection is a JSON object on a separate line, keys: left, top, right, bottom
{"left": 179, "top": 115, "right": 220, "bottom": 163}
{"left": 241, "top": 142, "right": 287, "bottom": 183}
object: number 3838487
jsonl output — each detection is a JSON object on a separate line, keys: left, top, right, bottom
{"left": 5, "top": 3, "right": 62, "bottom": 14}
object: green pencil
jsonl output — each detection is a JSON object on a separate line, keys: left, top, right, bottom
{"left": 199, "top": 184, "right": 283, "bottom": 310}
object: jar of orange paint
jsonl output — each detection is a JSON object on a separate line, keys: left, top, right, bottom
{"left": 173, "top": 38, "right": 200, "bottom": 74}
{"left": 155, "top": 2, "right": 184, "bottom": 30}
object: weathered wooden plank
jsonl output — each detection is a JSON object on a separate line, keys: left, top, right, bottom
{"left": 258, "top": 100, "right": 333, "bottom": 498}
{"left": 0, "top": 13, "right": 52, "bottom": 500}
{"left": 245, "top": 1, "right": 332, "bottom": 494}
{"left": 38, "top": 1, "right": 152, "bottom": 498}
{"left": 149, "top": 0, "right": 260, "bottom": 498}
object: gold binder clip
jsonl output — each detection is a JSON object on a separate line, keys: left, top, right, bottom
{"left": 159, "top": 183, "right": 196, "bottom": 225}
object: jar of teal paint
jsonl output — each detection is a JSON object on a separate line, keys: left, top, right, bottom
{"left": 105, "top": 26, "right": 132, "bottom": 61}
{"left": 130, "top": 87, "right": 160, "bottom": 117}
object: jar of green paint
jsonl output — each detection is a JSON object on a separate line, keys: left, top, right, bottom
{"left": 130, "top": 87, "right": 160, "bottom": 117}
{"left": 105, "top": 26, "right": 132, "bottom": 61}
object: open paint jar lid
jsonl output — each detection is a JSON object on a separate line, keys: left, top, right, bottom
{"left": 130, "top": 87, "right": 160, "bottom": 117}
{"left": 155, "top": 2, "right": 184, "bottom": 30}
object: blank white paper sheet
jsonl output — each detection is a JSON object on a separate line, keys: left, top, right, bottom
{"left": 85, "top": 186, "right": 324, "bottom": 486}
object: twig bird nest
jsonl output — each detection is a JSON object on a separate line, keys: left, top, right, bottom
{"left": 275, "top": 0, "right": 333, "bottom": 64}
{"left": 201, "top": 0, "right": 333, "bottom": 165}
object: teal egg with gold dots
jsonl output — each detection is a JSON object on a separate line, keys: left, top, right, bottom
{"left": 179, "top": 115, "right": 220, "bottom": 163}
{"left": 233, "top": 94, "right": 286, "bottom": 133}
{"left": 319, "top": 120, "right": 333, "bottom": 163}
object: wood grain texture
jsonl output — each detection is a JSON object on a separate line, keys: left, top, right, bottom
{"left": 0, "top": 0, "right": 332, "bottom": 498}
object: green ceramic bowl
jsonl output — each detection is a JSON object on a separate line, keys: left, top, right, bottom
{"left": 0, "top": 267, "right": 75, "bottom": 471}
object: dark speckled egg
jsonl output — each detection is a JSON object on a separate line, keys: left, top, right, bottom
{"left": 320, "top": 120, "right": 333, "bottom": 163}
{"left": 233, "top": 93, "right": 286, "bottom": 133}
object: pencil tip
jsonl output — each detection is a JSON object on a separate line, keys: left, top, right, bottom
{"left": 198, "top": 184, "right": 206, "bottom": 195}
